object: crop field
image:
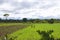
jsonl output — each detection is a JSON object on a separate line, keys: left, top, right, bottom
{"left": 0, "top": 23, "right": 29, "bottom": 40}
{"left": 8, "top": 23, "right": 60, "bottom": 40}
{"left": 0, "top": 23, "right": 60, "bottom": 40}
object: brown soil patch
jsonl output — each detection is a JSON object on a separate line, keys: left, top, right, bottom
{"left": 0, "top": 25, "right": 28, "bottom": 37}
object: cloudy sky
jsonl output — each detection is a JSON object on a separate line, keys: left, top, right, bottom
{"left": 0, "top": 0, "right": 60, "bottom": 19}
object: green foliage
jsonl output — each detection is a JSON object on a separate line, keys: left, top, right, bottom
{"left": 0, "top": 17, "right": 60, "bottom": 23}
{"left": 7, "top": 23, "right": 60, "bottom": 40}
{"left": 48, "top": 19, "right": 54, "bottom": 24}
{"left": 37, "top": 30, "right": 54, "bottom": 40}
{"left": 22, "top": 18, "right": 27, "bottom": 22}
{"left": 3, "top": 14, "right": 9, "bottom": 20}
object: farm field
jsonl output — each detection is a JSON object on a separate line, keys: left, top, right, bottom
{"left": 7, "top": 23, "right": 60, "bottom": 40}
{"left": 0, "top": 23, "right": 30, "bottom": 40}
{"left": 0, "top": 0, "right": 60, "bottom": 40}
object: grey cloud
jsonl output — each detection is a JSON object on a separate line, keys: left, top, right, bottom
{"left": 0, "top": 0, "right": 59, "bottom": 19}
{"left": 0, "top": 0, "right": 55, "bottom": 13}
{"left": 45, "top": 16, "right": 57, "bottom": 19}
{"left": 0, "top": 10, "right": 14, "bottom": 13}
{"left": 40, "top": 3, "right": 56, "bottom": 9}
{"left": 20, "top": 2, "right": 33, "bottom": 8}
{"left": 14, "top": 10, "right": 35, "bottom": 14}
{"left": 0, "top": 0, "right": 5, "bottom": 4}
{"left": 20, "top": 1, "right": 39, "bottom": 8}
{"left": 11, "top": 2, "right": 38, "bottom": 9}
{"left": 31, "top": 15, "right": 45, "bottom": 19}
{"left": 37, "top": 0, "right": 56, "bottom": 9}
{"left": 5, "top": 1, "right": 39, "bottom": 14}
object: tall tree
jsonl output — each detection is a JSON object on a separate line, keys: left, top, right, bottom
{"left": 48, "top": 18, "right": 54, "bottom": 24}
{"left": 3, "top": 14, "right": 9, "bottom": 20}
{"left": 22, "top": 18, "right": 27, "bottom": 22}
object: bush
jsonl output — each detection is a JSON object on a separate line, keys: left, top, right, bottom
{"left": 37, "top": 30, "right": 54, "bottom": 40}
{"left": 48, "top": 19, "right": 54, "bottom": 24}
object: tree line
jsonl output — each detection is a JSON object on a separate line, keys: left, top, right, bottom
{"left": 0, "top": 18, "right": 60, "bottom": 23}
{"left": 0, "top": 13, "right": 60, "bottom": 23}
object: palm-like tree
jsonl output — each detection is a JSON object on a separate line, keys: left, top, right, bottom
{"left": 3, "top": 14, "right": 9, "bottom": 20}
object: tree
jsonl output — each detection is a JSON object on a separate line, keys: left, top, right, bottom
{"left": 3, "top": 14, "right": 9, "bottom": 20}
{"left": 22, "top": 18, "right": 27, "bottom": 22}
{"left": 48, "top": 19, "right": 54, "bottom": 24}
{"left": 33, "top": 19, "right": 40, "bottom": 23}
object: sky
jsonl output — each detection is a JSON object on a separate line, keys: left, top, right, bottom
{"left": 0, "top": 0, "right": 60, "bottom": 19}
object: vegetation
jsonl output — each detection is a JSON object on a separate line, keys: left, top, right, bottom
{"left": 48, "top": 19, "right": 54, "bottom": 24}
{"left": 3, "top": 14, "right": 9, "bottom": 20}
{"left": 0, "top": 23, "right": 29, "bottom": 40}
{"left": 0, "top": 18, "right": 60, "bottom": 23}
{"left": 22, "top": 18, "right": 27, "bottom": 23}
{"left": 37, "top": 30, "right": 60, "bottom": 40}
{"left": 0, "top": 23, "right": 59, "bottom": 40}
{"left": 0, "top": 16, "right": 60, "bottom": 40}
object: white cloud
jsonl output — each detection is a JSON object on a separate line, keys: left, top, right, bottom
{"left": 0, "top": 0, "right": 60, "bottom": 19}
{"left": 0, "top": 3, "right": 15, "bottom": 10}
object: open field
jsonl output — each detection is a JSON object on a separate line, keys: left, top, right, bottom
{"left": 0, "top": 23, "right": 29, "bottom": 40}
{"left": 0, "top": 23, "right": 60, "bottom": 40}
{"left": 7, "top": 23, "right": 60, "bottom": 40}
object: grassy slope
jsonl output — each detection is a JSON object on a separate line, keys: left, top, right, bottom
{"left": 9, "top": 23, "right": 60, "bottom": 40}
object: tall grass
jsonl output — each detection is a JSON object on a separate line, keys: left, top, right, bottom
{"left": 8, "top": 23, "right": 60, "bottom": 40}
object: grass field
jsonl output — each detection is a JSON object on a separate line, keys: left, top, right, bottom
{"left": 0, "top": 23, "right": 30, "bottom": 40}
{"left": 6, "top": 23, "right": 60, "bottom": 40}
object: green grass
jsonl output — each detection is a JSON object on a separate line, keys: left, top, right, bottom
{"left": 0, "top": 23, "right": 30, "bottom": 40}
{"left": 8, "top": 23, "right": 60, "bottom": 40}
{"left": 0, "top": 23, "right": 28, "bottom": 27}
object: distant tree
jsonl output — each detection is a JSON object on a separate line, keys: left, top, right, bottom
{"left": 0, "top": 18, "right": 1, "bottom": 20}
{"left": 3, "top": 14, "right": 9, "bottom": 20}
{"left": 29, "top": 19, "right": 34, "bottom": 23}
{"left": 0, "top": 18, "right": 2, "bottom": 22}
{"left": 22, "top": 18, "right": 27, "bottom": 22}
{"left": 34, "top": 19, "right": 40, "bottom": 23}
{"left": 48, "top": 19, "right": 54, "bottom": 24}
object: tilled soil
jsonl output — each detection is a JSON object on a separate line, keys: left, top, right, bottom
{"left": 0, "top": 25, "right": 28, "bottom": 37}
